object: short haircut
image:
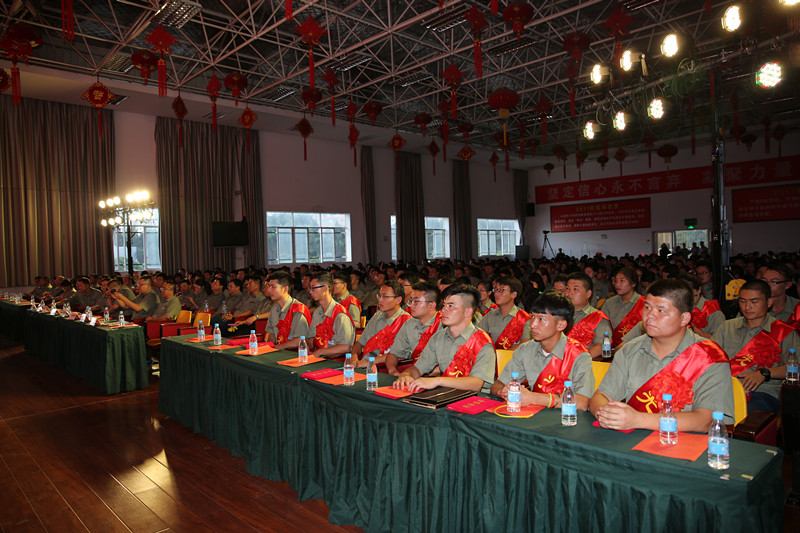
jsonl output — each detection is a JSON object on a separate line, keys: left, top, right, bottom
{"left": 383, "top": 280, "right": 405, "bottom": 301}
{"left": 268, "top": 271, "right": 293, "bottom": 288}
{"left": 553, "top": 274, "right": 569, "bottom": 286}
{"left": 228, "top": 278, "right": 244, "bottom": 290}
{"left": 530, "top": 291, "right": 574, "bottom": 330}
{"left": 441, "top": 283, "right": 480, "bottom": 313}
{"left": 193, "top": 279, "right": 210, "bottom": 294}
{"left": 108, "top": 279, "right": 121, "bottom": 288}
{"left": 612, "top": 266, "right": 639, "bottom": 287}
{"left": 398, "top": 271, "right": 422, "bottom": 285}
{"left": 740, "top": 279, "right": 771, "bottom": 300}
{"left": 333, "top": 271, "right": 350, "bottom": 288}
{"left": 139, "top": 277, "right": 153, "bottom": 288}
{"left": 76, "top": 276, "right": 90, "bottom": 286}
{"left": 313, "top": 273, "right": 333, "bottom": 290}
{"left": 764, "top": 261, "right": 792, "bottom": 282}
{"left": 162, "top": 282, "right": 176, "bottom": 293}
{"left": 566, "top": 272, "right": 593, "bottom": 293}
{"left": 438, "top": 275, "right": 456, "bottom": 286}
{"left": 411, "top": 281, "right": 441, "bottom": 306}
{"left": 676, "top": 273, "right": 701, "bottom": 291}
{"left": 646, "top": 279, "right": 694, "bottom": 314}
{"left": 495, "top": 276, "right": 523, "bottom": 296}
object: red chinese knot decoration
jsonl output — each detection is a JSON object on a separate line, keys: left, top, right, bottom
{"left": 562, "top": 32, "right": 590, "bottom": 117}
{"left": 414, "top": 112, "right": 432, "bottom": 137}
{"left": 535, "top": 95, "right": 553, "bottom": 143}
{"left": 295, "top": 115, "right": 313, "bottom": 160}
{"left": 0, "top": 22, "right": 42, "bottom": 104}
{"left": 458, "top": 145, "right": 476, "bottom": 177}
{"left": 206, "top": 73, "right": 222, "bottom": 131}
{"left": 489, "top": 152, "right": 500, "bottom": 182}
{"left": 0, "top": 68, "right": 10, "bottom": 95}
{"left": 323, "top": 68, "right": 339, "bottom": 125}
{"left": 464, "top": 6, "right": 487, "bottom": 78}
{"left": 81, "top": 81, "right": 114, "bottom": 137}
{"left": 427, "top": 140, "right": 440, "bottom": 175}
{"left": 614, "top": 147, "right": 628, "bottom": 176}
{"left": 301, "top": 86, "right": 323, "bottom": 116}
{"left": 503, "top": 2, "right": 534, "bottom": 40}
{"left": 603, "top": 5, "right": 633, "bottom": 65}
{"left": 295, "top": 17, "right": 327, "bottom": 89}
{"left": 389, "top": 133, "right": 406, "bottom": 169}
{"left": 553, "top": 144, "right": 568, "bottom": 179}
{"left": 348, "top": 123, "right": 360, "bottom": 167}
{"left": 239, "top": 107, "right": 258, "bottom": 153}
{"left": 131, "top": 50, "right": 158, "bottom": 86}
{"left": 442, "top": 63, "right": 464, "bottom": 119}
{"left": 172, "top": 95, "right": 188, "bottom": 147}
{"left": 224, "top": 72, "right": 247, "bottom": 106}
{"left": 145, "top": 25, "right": 176, "bottom": 97}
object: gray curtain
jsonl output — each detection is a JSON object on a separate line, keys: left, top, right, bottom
{"left": 156, "top": 117, "right": 262, "bottom": 272}
{"left": 513, "top": 168, "right": 528, "bottom": 245}
{"left": 395, "top": 152, "right": 426, "bottom": 264}
{"left": 360, "top": 146, "right": 376, "bottom": 264}
{"left": 0, "top": 96, "right": 115, "bottom": 287}
{"left": 452, "top": 159, "right": 473, "bottom": 261}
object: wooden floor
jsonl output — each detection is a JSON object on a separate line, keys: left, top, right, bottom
{"left": 0, "top": 335, "right": 361, "bottom": 533}
{"left": 1, "top": 333, "right": 799, "bottom": 533}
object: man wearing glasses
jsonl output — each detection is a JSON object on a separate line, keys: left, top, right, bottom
{"left": 393, "top": 284, "right": 496, "bottom": 393}
{"left": 763, "top": 262, "right": 799, "bottom": 324}
{"left": 262, "top": 271, "right": 311, "bottom": 350}
{"left": 695, "top": 261, "right": 714, "bottom": 301}
{"left": 352, "top": 281, "right": 410, "bottom": 364}
{"left": 146, "top": 282, "right": 182, "bottom": 321}
{"left": 112, "top": 276, "right": 160, "bottom": 323}
{"left": 384, "top": 282, "right": 443, "bottom": 375}
{"left": 307, "top": 273, "right": 354, "bottom": 358}
{"left": 476, "top": 276, "right": 532, "bottom": 350}
{"left": 332, "top": 271, "right": 361, "bottom": 328}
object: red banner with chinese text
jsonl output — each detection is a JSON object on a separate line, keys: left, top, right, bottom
{"left": 551, "top": 198, "right": 650, "bottom": 233}
{"left": 535, "top": 155, "right": 800, "bottom": 205}
{"left": 732, "top": 183, "right": 800, "bottom": 222}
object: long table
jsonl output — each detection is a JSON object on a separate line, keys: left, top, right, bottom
{"left": 23, "top": 311, "right": 149, "bottom": 394}
{"left": 159, "top": 336, "right": 784, "bottom": 533}
{"left": 0, "top": 299, "right": 32, "bottom": 342}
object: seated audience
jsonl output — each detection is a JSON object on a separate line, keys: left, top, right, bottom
{"left": 307, "top": 273, "right": 354, "bottom": 358}
{"left": 477, "top": 276, "right": 531, "bottom": 350}
{"left": 353, "top": 281, "right": 410, "bottom": 364}
{"left": 565, "top": 273, "right": 612, "bottom": 359}
{"left": 602, "top": 267, "right": 644, "bottom": 346}
{"left": 384, "top": 281, "right": 443, "bottom": 375}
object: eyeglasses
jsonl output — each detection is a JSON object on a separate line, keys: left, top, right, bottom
{"left": 309, "top": 285, "right": 325, "bottom": 291}
{"left": 407, "top": 298, "right": 432, "bottom": 306}
{"left": 378, "top": 294, "right": 400, "bottom": 300}
{"left": 493, "top": 287, "right": 510, "bottom": 294}
{"left": 696, "top": 270, "right": 711, "bottom": 276}
{"left": 765, "top": 279, "right": 787, "bottom": 285}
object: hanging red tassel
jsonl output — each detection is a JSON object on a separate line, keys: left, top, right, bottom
{"left": 704, "top": 0, "right": 711, "bottom": 14}
{"left": 450, "top": 88, "right": 457, "bottom": 119}
{"left": 505, "top": 151, "right": 510, "bottom": 172}
{"left": 286, "top": 0, "right": 293, "bottom": 21}
{"left": 474, "top": 39, "right": 483, "bottom": 78}
{"left": 439, "top": 0, "right": 443, "bottom": 8}
{"left": 570, "top": 86, "right": 575, "bottom": 117}
{"left": 433, "top": 157, "right": 436, "bottom": 176}
{"left": 308, "top": 46, "right": 315, "bottom": 89}
{"left": 211, "top": 101, "right": 218, "bottom": 131}
{"left": 541, "top": 117, "right": 547, "bottom": 144}
{"left": 330, "top": 95, "right": 336, "bottom": 125}
{"left": 303, "top": 138, "right": 307, "bottom": 160}
{"left": 491, "top": 0, "right": 498, "bottom": 16}
{"left": 11, "top": 65, "right": 21, "bottom": 104}
{"left": 245, "top": 131, "right": 251, "bottom": 154}
{"left": 158, "top": 58, "right": 167, "bottom": 96}
{"left": 178, "top": 121, "right": 183, "bottom": 148}
{"left": 62, "top": 0, "right": 74, "bottom": 40}
{"left": 493, "top": 166, "right": 496, "bottom": 182}
{"left": 97, "top": 109, "right": 103, "bottom": 137}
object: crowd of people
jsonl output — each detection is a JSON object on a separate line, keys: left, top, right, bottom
{"left": 19, "top": 247, "right": 800, "bottom": 431}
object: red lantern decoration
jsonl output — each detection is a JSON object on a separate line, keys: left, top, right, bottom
{"left": 206, "top": 73, "right": 222, "bottom": 131}
{"left": 0, "top": 68, "right": 10, "bottom": 95}
{"left": 346, "top": 99, "right": 358, "bottom": 122}
{"left": 428, "top": 140, "right": 440, "bottom": 175}
{"left": 442, "top": 63, "right": 465, "bottom": 119}
{"left": 362, "top": 100, "right": 383, "bottom": 125}
{"left": 294, "top": 115, "right": 313, "bottom": 160}
{"left": 553, "top": 145, "right": 568, "bottom": 179}
{"left": 62, "top": 0, "right": 75, "bottom": 41}
{"left": 81, "top": 80, "right": 114, "bottom": 137}
{"left": 286, "top": 0, "right": 293, "bottom": 21}
{"left": 0, "top": 23, "right": 42, "bottom": 104}
{"left": 389, "top": 133, "right": 406, "bottom": 169}
{"left": 543, "top": 162, "right": 555, "bottom": 177}
{"left": 295, "top": 16, "right": 327, "bottom": 89}
{"left": 597, "top": 155, "right": 609, "bottom": 171}
{"left": 131, "top": 50, "right": 158, "bottom": 86}
{"left": 614, "top": 147, "right": 627, "bottom": 177}
{"left": 528, "top": 137, "right": 540, "bottom": 157}
{"left": 562, "top": 32, "right": 590, "bottom": 117}
{"left": 657, "top": 144, "right": 678, "bottom": 169}
{"left": 464, "top": 6, "right": 487, "bottom": 78}
{"left": 491, "top": 0, "right": 499, "bottom": 16}
{"left": 145, "top": 25, "right": 176, "bottom": 97}
{"left": 517, "top": 120, "right": 527, "bottom": 159}
{"left": 741, "top": 133, "right": 757, "bottom": 152}
{"left": 458, "top": 145, "right": 476, "bottom": 177}
{"left": 772, "top": 124, "right": 786, "bottom": 158}
{"left": 503, "top": 2, "right": 534, "bottom": 40}
{"left": 643, "top": 133, "right": 657, "bottom": 168}
{"left": 603, "top": 5, "right": 633, "bottom": 66}
{"left": 414, "top": 112, "right": 432, "bottom": 137}
{"left": 172, "top": 95, "right": 188, "bottom": 148}
{"left": 239, "top": 107, "right": 258, "bottom": 153}
{"left": 489, "top": 152, "right": 500, "bottom": 182}
{"left": 488, "top": 87, "right": 519, "bottom": 146}
{"left": 224, "top": 72, "right": 247, "bottom": 106}
{"left": 301, "top": 86, "right": 323, "bottom": 116}
{"left": 323, "top": 68, "right": 339, "bottom": 125}
{"left": 534, "top": 95, "right": 553, "bottom": 143}
{"left": 457, "top": 121, "right": 474, "bottom": 143}
{"left": 348, "top": 123, "right": 359, "bottom": 167}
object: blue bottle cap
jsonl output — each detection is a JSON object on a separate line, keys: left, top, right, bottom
{"left": 369, "top": 356, "right": 375, "bottom": 362}
{"left": 511, "top": 371, "right": 519, "bottom": 379}
{"left": 604, "top": 331, "right": 609, "bottom": 335}
{"left": 250, "top": 329, "right": 255, "bottom": 333}
{"left": 712, "top": 411, "right": 724, "bottom": 420}
{"left": 300, "top": 336, "right": 305, "bottom": 339}
{"left": 662, "top": 393, "right": 672, "bottom": 401}
{"left": 564, "top": 380, "right": 573, "bottom": 387}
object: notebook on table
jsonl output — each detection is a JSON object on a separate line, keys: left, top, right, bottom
{"left": 401, "top": 387, "right": 475, "bottom": 410}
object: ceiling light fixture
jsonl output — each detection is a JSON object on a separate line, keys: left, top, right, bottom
{"left": 487, "top": 37, "right": 537, "bottom": 56}
{"left": 661, "top": 34, "right": 679, "bottom": 57}
{"left": 721, "top": 6, "right": 741, "bottom": 32}
{"left": 648, "top": 97, "right": 664, "bottom": 119}
{"left": 395, "top": 71, "right": 434, "bottom": 87}
{"left": 153, "top": 0, "right": 202, "bottom": 29}
{"left": 423, "top": 6, "right": 469, "bottom": 32}
{"left": 583, "top": 121, "right": 596, "bottom": 140}
{"left": 613, "top": 111, "right": 627, "bottom": 131}
{"left": 330, "top": 54, "right": 371, "bottom": 71}
{"left": 755, "top": 61, "right": 782, "bottom": 88}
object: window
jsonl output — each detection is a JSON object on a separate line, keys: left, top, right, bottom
{"left": 266, "top": 211, "right": 351, "bottom": 265}
{"left": 477, "top": 218, "right": 520, "bottom": 257}
{"left": 653, "top": 229, "right": 709, "bottom": 254}
{"left": 113, "top": 208, "right": 161, "bottom": 271}
{"left": 390, "top": 216, "right": 451, "bottom": 260}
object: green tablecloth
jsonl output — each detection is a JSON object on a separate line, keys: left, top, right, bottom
{"left": 159, "top": 336, "right": 784, "bottom": 533}
{"left": 23, "top": 311, "right": 148, "bottom": 394}
{"left": 0, "top": 299, "right": 31, "bottom": 342}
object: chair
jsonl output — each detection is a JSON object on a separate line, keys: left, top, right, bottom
{"left": 178, "top": 311, "right": 213, "bottom": 336}
{"left": 731, "top": 376, "right": 747, "bottom": 426}
{"left": 596, "top": 298, "right": 607, "bottom": 310}
{"left": 592, "top": 361, "right": 611, "bottom": 390}
{"left": 496, "top": 349, "right": 514, "bottom": 378}
{"left": 146, "top": 309, "right": 192, "bottom": 347}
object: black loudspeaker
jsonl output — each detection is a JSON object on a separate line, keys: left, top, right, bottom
{"left": 525, "top": 202, "right": 536, "bottom": 217}
{"left": 515, "top": 245, "right": 530, "bottom": 261}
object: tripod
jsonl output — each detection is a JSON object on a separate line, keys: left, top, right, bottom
{"left": 541, "top": 231, "right": 555, "bottom": 258}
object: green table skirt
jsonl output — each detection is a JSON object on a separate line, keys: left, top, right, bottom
{"left": 0, "top": 299, "right": 30, "bottom": 342}
{"left": 24, "top": 311, "right": 148, "bottom": 394}
{"left": 159, "top": 336, "right": 784, "bottom": 533}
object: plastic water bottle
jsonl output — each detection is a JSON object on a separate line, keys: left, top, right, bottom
{"left": 507, "top": 372, "right": 521, "bottom": 413}
{"left": 31, "top": 296, "right": 36, "bottom": 309}
{"left": 602, "top": 331, "right": 612, "bottom": 360}
{"left": 248, "top": 330, "right": 258, "bottom": 355}
{"left": 197, "top": 321, "right": 205, "bottom": 341}
{"left": 203, "top": 301, "right": 209, "bottom": 312}
{"left": 343, "top": 353, "right": 355, "bottom": 386}
{"left": 366, "top": 356, "right": 378, "bottom": 391}
{"left": 659, "top": 393, "right": 678, "bottom": 445}
{"left": 708, "top": 411, "right": 730, "bottom": 470}
{"left": 213, "top": 324, "right": 222, "bottom": 346}
{"left": 298, "top": 336, "right": 308, "bottom": 363}
{"left": 561, "top": 380, "right": 577, "bottom": 426}
{"left": 221, "top": 301, "right": 227, "bottom": 315}
{"left": 118, "top": 311, "right": 125, "bottom": 326}
{"left": 786, "top": 349, "right": 799, "bottom": 384}
{"left": 64, "top": 303, "right": 71, "bottom": 317}
{"left": 103, "top": 307, "right": 110, "bottom": 322}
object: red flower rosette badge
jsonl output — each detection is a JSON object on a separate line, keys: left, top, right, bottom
{"left": 650, "top": 371, "right": 694, "bottom": 411}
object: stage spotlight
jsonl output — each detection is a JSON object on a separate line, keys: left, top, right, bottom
{"left": 780, "top": 0, "right": 799, "bottom": 5}
{"left": 584, "top": 121, "right": 596, "bottom": 140}
{"left": 755, "top": 61, "right": 782, "bottom": 88}
{"left": 661, "top": 34, "right": 679, "bottom": 57}
{"left": 648, "top": 98, "right": 665, "bottom": 119}
{"left": 722, "top": 6, "right": 741, "bottom": 32}
{"left": 591, "top": 64, "right": 610, "bottom": 84}
{"left": 613, "top": 111, "right": 627, "bottom": 131}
